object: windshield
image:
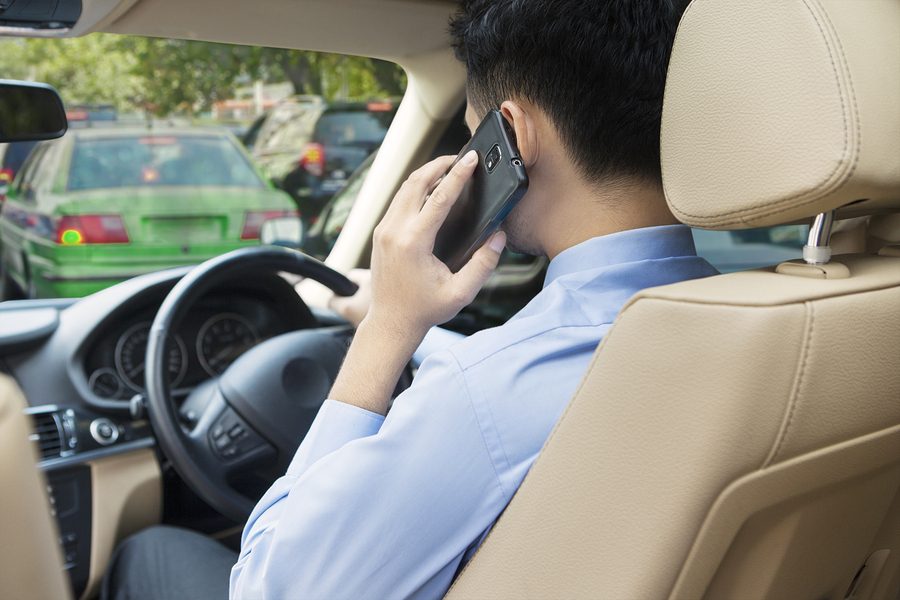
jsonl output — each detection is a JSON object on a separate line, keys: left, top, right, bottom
{"left": 68, "top": 135, "right": 263, "bottom": 191}
{"left": 0, "top": 34, "right": 404, "bottom": 302}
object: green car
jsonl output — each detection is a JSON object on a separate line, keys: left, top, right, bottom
{"left": 0, "top": 127, "right": 297, "bottom": 299}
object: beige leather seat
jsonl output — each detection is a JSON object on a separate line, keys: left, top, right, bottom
{"left": 448, "top": 1, "right": 900, "bottom": 598}
{"left": 0, "top": 375, "right": 71, "bottom": 600}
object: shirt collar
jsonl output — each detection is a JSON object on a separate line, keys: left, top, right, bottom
{"left": 543, "top": 224, "right": 698, "bottom": 288}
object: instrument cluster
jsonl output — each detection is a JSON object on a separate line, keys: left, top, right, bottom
{"left": 83, "top": 296, "right": 285, "bottom": 402}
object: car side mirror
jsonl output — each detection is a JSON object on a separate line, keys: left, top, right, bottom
{"left": 0, "top": 80, "right": 68, "bottom": 143}
{"left": 260, "top": 217, "right": 305, "bottom": 250}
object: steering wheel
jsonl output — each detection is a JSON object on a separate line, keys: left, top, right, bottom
{"left": 145, "top": 246, "right": 360, "bottom": 522}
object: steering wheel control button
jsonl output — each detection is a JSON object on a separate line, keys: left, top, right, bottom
{"left": 208, "top": 408, "right": 267, "bottom": 461}
{"left": 89, "top": 418, "right": 119, "bottom": 446}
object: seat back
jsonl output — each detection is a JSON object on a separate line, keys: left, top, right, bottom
{"left": 449, "top": 257, "right": 900, "bottom": 599}
{"left": 0, "top": 375, "right": 71, "bottom": 600}
{"left": 447, "top": 1, "right": 900, "bottom": 597}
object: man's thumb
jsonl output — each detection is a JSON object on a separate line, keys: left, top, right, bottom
{"left": 455, "top": 230, "right": 506, "bottom": 294}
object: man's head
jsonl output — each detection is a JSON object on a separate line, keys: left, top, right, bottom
{"left": 450, "top": 0, "right": 687, "bottom": 256}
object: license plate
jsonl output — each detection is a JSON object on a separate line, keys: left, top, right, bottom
{"left": 143, "top": 217, "right": 225, "bottom": 243}
{"left": 322, "top": 179, "right": 347, "bottom": 193}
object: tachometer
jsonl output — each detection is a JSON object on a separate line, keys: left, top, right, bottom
{"left": 88, "top": 367, "right": 125, "bottom": 399}
{"left": 197, "top": 313, "right": 260, "bottom": 376}
{"left": 115, "top": 322, "right": 188, "bottom": 392}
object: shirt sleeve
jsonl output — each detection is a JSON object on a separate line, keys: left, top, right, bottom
{"left": 229, "top": 350, "right": 510, "bottom": 600}
{"left": 412, "top": 326, "right": 466, "bottom": 366}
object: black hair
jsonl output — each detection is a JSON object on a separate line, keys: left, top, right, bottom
{"left": 449, "top": 0, "right": 688, "bottom": 187}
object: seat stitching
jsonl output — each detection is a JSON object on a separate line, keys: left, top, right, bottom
{"left": 764, "top": 301, "right": 815, "bottom": 467}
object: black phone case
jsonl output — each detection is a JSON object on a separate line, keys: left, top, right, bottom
{"left": 433, "top": 110, "right": 528, "bottom": 272}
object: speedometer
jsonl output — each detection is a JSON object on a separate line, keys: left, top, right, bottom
{"left": 197, "top": 313, "right": 260, "bottom": 376}
{"left": 115, "top": 322, "right": 188, "bottom": 392}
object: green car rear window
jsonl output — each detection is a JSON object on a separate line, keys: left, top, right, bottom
{"left": 67, "top": 135, "right": 264, "bottom": 191}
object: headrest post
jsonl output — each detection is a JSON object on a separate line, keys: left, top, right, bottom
{"left": 803, "top": 210, "right": 835, "bottom": 265}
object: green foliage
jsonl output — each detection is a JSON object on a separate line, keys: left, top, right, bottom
{"left": 0, "top": 34, "right": 407, "bottom": 117}
{"left": 0, "top": 35, "right": 141, "bottom": 110}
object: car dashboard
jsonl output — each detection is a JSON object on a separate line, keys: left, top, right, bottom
{"left": 0, "top": 265, "right": 326, "bottom": 597}
{"left": 82, "top": 294, "right": 296, "bottom": 403}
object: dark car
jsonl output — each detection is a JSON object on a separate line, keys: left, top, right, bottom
{"left": 296, "top": 102, "right": 397, "bottom": 199}
{"left": 247, "top": 99, "right": 397, "bottom": 226}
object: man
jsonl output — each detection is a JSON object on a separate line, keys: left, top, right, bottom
{"left": 104, "top": 1, "right": 716, "bottom": 598}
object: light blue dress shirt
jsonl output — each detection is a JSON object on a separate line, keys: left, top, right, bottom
{"left": 230, "top": 224, "right": 718, "bottom": 599}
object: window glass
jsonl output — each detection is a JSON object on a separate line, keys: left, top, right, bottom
{"left": 313, "top": 110, "right": 394, "bottom": 147}
{"left": 1, "top": 141, "right": 39, "bottom": 172}
{"left": 67, "top": 135, "right": 264, "bottom": 191}
{"left": 0, "top": 34, "right": 411, "bottom": 310}
{"left": 692, "top": 225, "right": 808, "bottom": 273}
{"left": 13, "top": 143, "right": 48, "bottom": 198}
{"left": 256, "top": 103, "right": 323, "bottom": 153}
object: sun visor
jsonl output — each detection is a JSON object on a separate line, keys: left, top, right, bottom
{"left": 0, "top": 0, "right": 81, "bottom": 32}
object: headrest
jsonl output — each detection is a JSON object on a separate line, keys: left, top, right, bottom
{"left": 661, "top": 0, "right": 900, "bottom": 229}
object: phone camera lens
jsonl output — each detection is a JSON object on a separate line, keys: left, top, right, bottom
{"left": 512, "top": 158, "right": 522, "bottom": 167}
{"left": 485, "top": 144, "right": 502, "bottom": 173}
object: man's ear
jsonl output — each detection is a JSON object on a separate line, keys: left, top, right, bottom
{"left": 499, "top": 100, "right": 539, "bottom": 169}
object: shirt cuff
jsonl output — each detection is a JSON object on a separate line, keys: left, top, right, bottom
{"left": 286, "top": 399, "right": 385, "bottom": 477}
{"left": 413, "top": 327, "right": 466, "bottom": 366}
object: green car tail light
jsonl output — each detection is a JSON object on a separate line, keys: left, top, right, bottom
{"left": 241, "top": 209, "right": 299, "bottom": 240}
{"left": 57, "top": 215, "right": 130, "bottom": 245}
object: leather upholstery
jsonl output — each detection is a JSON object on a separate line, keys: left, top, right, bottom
{"left": 661, "top": 0, "right": 900, "bottom": 229}
{"left": 448, "top": 1, "right": 900, "bottom": 597}
{"left": 0, "top": 376, "right": 71, "bottom": 600}
{"left": 448, "top": 255, "right": 900, "bottom": 599}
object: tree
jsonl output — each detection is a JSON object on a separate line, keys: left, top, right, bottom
{"left": 0, "top": 35, "right": 141, "bottom": 110}
{"left": 0, "top": 35, "right": 408, "bottom": 117}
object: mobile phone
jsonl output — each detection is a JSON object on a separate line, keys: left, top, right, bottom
{"left": 432, "top": 109, "right": 528, "bottom": 272}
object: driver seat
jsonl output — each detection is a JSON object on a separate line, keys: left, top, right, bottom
{"left": 448, "top": 0, "right": 900, "bottom": 598}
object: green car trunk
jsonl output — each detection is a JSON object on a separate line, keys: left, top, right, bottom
{"left": 5, "top": 186, "right": 294, "bottom": 298}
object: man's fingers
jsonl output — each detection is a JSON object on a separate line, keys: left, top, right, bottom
{"left": 380, "top": 155, "right": 456, "bottom": 227}
{"left": 345, "top": 268, "right": 371, "bottom": 286}
{"left": 452, "top": 230, "right": 506, "bottom": 303}
{"left": 395, "top": 155, "right": 456, "bottom": 213}
{"left": 418, "top": 150, "right": 479, "bottom": 235}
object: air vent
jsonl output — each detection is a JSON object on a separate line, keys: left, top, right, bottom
{"left": 31, "top": 412, "right": 62, "bottom": 460}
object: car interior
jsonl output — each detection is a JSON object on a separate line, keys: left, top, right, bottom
{"left": 1, "top": 0, "right": 899, "bottom": 599}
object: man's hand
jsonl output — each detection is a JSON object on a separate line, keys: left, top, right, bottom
{"left": 328, "top": 151, "right": 506, "bottom": 415}
{"left": 366, "top": 151, "right": 506, "bottom": 341}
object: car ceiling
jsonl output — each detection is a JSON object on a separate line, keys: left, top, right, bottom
{"left": 91, "top": 0, "right": 458, "bottom": 64}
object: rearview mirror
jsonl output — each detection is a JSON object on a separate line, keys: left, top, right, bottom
{"left": 260, "top": 217, "right": 305, "bottom": 250}
{"left": 0, "top": 80, "right": 68, "bottom": 143}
